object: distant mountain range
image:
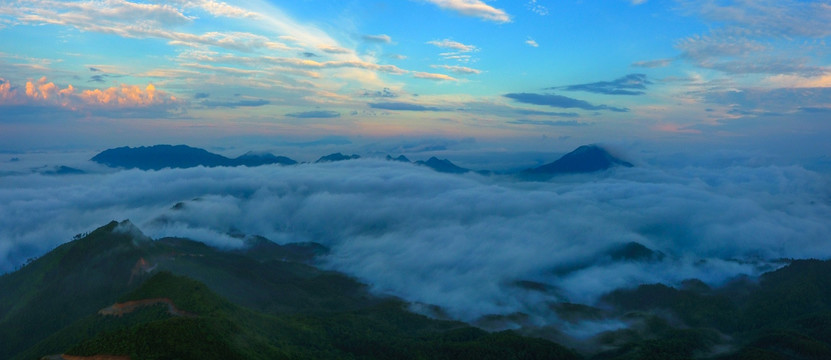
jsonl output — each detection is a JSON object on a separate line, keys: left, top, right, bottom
{"left": 315, "top": 152, "right": 360, "bottom": 163}
{"left": 91, "top": 145, "right": 297, "bottom": 170}
{"left": 89, "top": 144, "right": 634, "bottom": 176}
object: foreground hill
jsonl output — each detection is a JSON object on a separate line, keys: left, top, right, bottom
{"left": 6, "top": 221, "right": 831, "bottom": 359}
{"left": 91, "top": 145, "right": 297, "bottom": 170}
{"left": 0, "top": 221, "right": 580, "bottom": 360}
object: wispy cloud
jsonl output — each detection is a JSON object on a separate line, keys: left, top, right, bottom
{"left": 285, "top": 110, "right": 341, "bottom": 118}
{"left": 362, "top": 88, "right": 399, "bottom": 98}
{"left": 554, "top": 74, "right": 651, "bottom": 96}
{"left": 186, "top": 0, "right": 260, "bottom": 19}
{"left": 507, "top": 119, "right": 588, "bottom": 127}
{"left": 369, "top": 102, "right": 442, "bottom": 111}
{"left": 14, "top": 0, "right": 290, "bottom": 53}
{"left": 428, "top": 39, "right": 478, "bottom": 62}
{"left": 181, "top": 52, "right": 407, "bottom": 75}
{"left": 632, "top": 58, "right": 673, "bottom": 68}
{"left": 431, "top": 65, "right": 482, "bottom": 75}
{"left": 427, "top": 39, "right": 477, "bottom": 52}
{"left": 525, "top": 38, "right": 539, "bottom": 48}
{"left": 676, "top": 0, "right": 831, "bottom": 76}
{"left": 526, "top": 0, "right": 549, "bottom": 15}
{"left": 423, "top": 0, "right": 511, "bottom": 23}
{"left": 363, "top": 34, "right": 392, "bottom": 44}
{"left": 201, "top": 99, "right": 270, "bottom": 108}
{"left": 459, "top": 101, "right": 580, "bottom": 118}
{"left": 504, "top": 92, "right": 629, "bottom": 112}
{"left": 413, "top": 72, "right": 458, "bottom": 81}
{"left": 318, "top": 44, "right": 351, "bottom": 54}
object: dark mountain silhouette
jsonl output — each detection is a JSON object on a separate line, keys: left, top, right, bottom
{"left": 90, "top": 144, "right": 636, "bottom": 179}
{"left": 522, "top": 144, "right": 633, "bottom": 179}
{"left": 386, "top": 154, "right": 411, "bottom": 162}
{"left": 415, "top": 156, "right": 470, "bottom": 174}
{"left": 233, "top": 151, "right": 297, "bottom": 167}
{"left": 42, "top": 165, "right": 86, "bottom": 175}
{"left": 607, "top": 241, "right": 665, "bottom": 262}
{"left": 91, "top": 145, "right": 297, "bottom": 170}
{"left": 315, "top": 152, "right": 360, "bottom": 163}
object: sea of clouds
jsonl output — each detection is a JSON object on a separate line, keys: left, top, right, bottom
{"left": 2, "top": 151, "right": 830, "bottom": 330}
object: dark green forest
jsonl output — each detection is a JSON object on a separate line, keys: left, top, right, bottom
{"left": 2, "top": 220, "right": 831, "bottom": 360}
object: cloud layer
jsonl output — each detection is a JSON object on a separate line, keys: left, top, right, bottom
{"left": 2, "top": 152, "right": 830, "bottom": 330}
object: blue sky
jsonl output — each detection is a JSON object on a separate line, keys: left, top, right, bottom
{"left": 0, "top": 0, "right": 830, "bottom": 153}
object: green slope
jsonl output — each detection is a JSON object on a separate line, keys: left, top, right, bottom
{"left": 594, "top": 260, "right": 831, "bottom": 360}
{"left": 0, "top": 221, "right": 151, "bottom": 359}
{"left": 6, "top": 220, "right": 831, "bottom": 360}
{"left": 2, "top": 221, "right": 581, "bottom": 360}
{"left": 26, "top": 272, "right": 581, "bottom": 360}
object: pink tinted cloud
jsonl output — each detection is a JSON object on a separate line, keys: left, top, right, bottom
{"left": 655, "top": 123, "right": 702, "bottom": 134}
{"left": 1, "top": 77, "right": 179, "bottom": 109}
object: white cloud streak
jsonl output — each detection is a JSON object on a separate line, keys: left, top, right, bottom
{"left": 428, "top": 39, "right": 477, "bottom": 52}
{"left": 423, "top": 0, "right": 511, "bottom": 23}
{"left": 413, "top": 72, "right": 458, "bottom": 81}
{"left": 431, "top": 65, "right": 482, "bottom": 75}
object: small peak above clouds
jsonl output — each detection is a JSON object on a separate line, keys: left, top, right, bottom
{"left": 522, "top": 144, "right": 634, "bottom": 178}
{"left": 315, "top": 152, "right": 361, "bottom": 163}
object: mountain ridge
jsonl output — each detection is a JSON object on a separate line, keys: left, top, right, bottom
{"left": 90, "top": 143, "right": 634, "bottom": 177}
{"left": 91, "top": 145, "right": 297, "bottom": 170}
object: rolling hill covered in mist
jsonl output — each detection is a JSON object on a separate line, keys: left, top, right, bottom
{"left": 0, "top": 221, "right": 580, "bottom": 360}
{"left": 4, "top": 220, "right": 831, "bottom": 359}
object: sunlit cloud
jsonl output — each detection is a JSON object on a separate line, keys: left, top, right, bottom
{"left": 422, "top": 0, "right": 511, "bottom": 23}
{"left": 427, "top": 39, "right": 477, "bottom": 52}
{"left": 0, "top": 77, "right": 180, "bottom": 110}
{"left": 764, "top": 73, "right": 831, "bottom": 88}
{"left": 413, "top": 72, "right": 458, "bottom": 81}
{"left": 431, "top": 65, "right": 482, "bottom": 75}
{"left": 186, "top": 0, "right": 260, "bottom": 19}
